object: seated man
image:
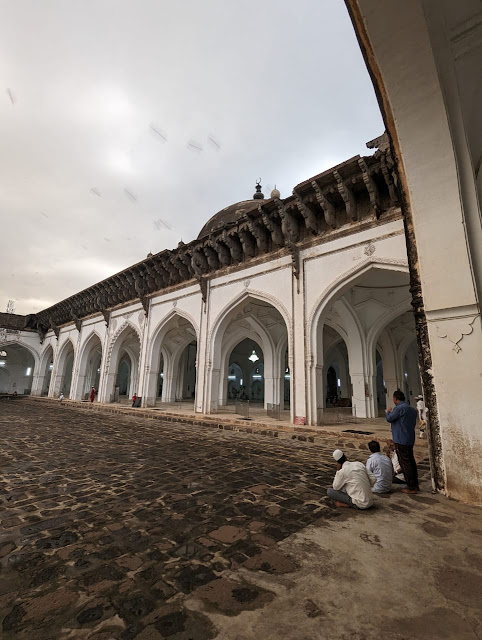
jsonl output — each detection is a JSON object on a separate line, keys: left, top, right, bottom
{"left": 366, "top": 440, "right": 393, "bottom": 493}
{"left": 327, "top": 449, "right": 376, "bottom": 509}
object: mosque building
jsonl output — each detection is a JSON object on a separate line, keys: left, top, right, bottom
{"left": 0, "top": 133, "right": 420, "bottom": 427}
{"left": 2, "top": 0, "right": 480, "bottom": 506}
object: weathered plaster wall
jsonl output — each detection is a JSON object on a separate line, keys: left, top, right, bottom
{"left": 346, "top": 0, "right": 482, "bottom": 503}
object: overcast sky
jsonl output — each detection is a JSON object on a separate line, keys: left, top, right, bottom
{"left": 0, "top": 0, "right": 383, "bottom": 315}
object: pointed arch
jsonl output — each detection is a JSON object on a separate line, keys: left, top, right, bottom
{"left": 207, "top": 290, "right": 291, "bottom": 414}
{"left": 73, "top": 330, "right": 104, "bottom": 400}
{"left": 144, "top": 309, "right": 199, "bottom": 407}
{"left": 147, "top": 309, "right": 199, "bottom": 375}
{"left": 37, "top": 343, "right": 54, "bottom": 396}
{"left": 52, "top": 337, "right": 75, "bottom": 398}
{"left": 0, "top": 339, "right": 40, "bottom": 369}
{"left": 208, "top": 288, "right": 291, "bottom": 355}
{"left": 103, "top": 320, "right": 142, "bottom": 403}
{"left": 107, "top": 320, "right": 142, "bottom": 361}
{"left": 308, "top": 258, "right": 409, "bottom": 355}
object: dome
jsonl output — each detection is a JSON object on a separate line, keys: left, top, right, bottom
{"left": 197, "top": 199, "right": 265, "bottom": 238}
{"left": 197, "top": 181, "right": 268, "bottom": 238}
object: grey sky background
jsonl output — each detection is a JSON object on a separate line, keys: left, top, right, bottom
{"left": 0, "top": 0, "right": 383, "bottom": 315}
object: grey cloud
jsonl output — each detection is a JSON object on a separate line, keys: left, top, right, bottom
{"left": 0, "top": 0, "right": 383, "bottom": 314}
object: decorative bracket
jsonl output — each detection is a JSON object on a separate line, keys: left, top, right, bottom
{"left": 434, "top": 315, "right": 478, "bottom": 353}
{"left": 358, "top": 158, "right": 381, "bottom": 218}
{"left": 71, "top": 311, "right": 82, "bottom": 333}
{"left": 287, "top": 243, "right": 301, "bottom": 292}
{"left": 333, "top": 170, "right": 357, "bottom": 221}
{"left": 138, "top": 295, "right": 149, "bottom": 317}
{"left": 311, "top": 180, "right": 336, "bottom": 228}
{"left": 198, "top": 276, "right": 208, "bottom": 306}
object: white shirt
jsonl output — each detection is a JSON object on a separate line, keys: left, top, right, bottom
{"left": 333, "top": 461, "right": 376, "bottom": 509}
{"left": 366, "top": 452, "right": 393, "bottom": 493}
{"left": 416, "top": 399, "right": 427, "bottom": 420}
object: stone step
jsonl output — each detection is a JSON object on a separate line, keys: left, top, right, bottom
{"left": 26, "top": 396, "right": 429, "bottom": 460}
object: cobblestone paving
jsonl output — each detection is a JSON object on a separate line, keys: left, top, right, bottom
{"left": 0, "top": 401, "right": 395, "bottom": 640}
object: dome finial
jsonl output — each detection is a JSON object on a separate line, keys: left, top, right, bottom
{"left": 270, "top": 184, "right": 280, "bottom": 199}
{"left": 253, "top": 178, "right": 264, "bottom": 200}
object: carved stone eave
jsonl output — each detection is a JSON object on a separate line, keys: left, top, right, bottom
{"left": 311, "top": 180, "right": 337, "bottom": 229}
{"left": 333, "top": 169, "right": 358, "bottom": 221}
{"left": 26, "top": 145, "right": 398, "bottom": 331}
{"left": 358, "top": 157, "right": 381, "bottom": 218}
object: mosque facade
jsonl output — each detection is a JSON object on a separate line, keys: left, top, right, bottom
{"left": 3, "top": 0, "right": 481, "bottom": 506}
{"left": 0, "top": 134, "right": 421, "bottom": 427}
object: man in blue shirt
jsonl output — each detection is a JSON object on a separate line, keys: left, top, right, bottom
{"left": 385, "top": 390, "right": 419, "bottom": 493}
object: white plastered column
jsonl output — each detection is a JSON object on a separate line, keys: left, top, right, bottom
{"left": 335, "top": 299, "right": 372, "bottom": 418}
{"left": 31, "top": 346, "right": 52, "bottom": 397}
{"left": 292, "top": 272, "right": 306, "bottom": 424}
{"left": 349, "top": 0, "right": 482, "bottom": 501}
{"left": 377, "top": 330, "right": 400, "bottom": 406}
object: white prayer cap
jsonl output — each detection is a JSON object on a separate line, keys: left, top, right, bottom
{"left": 333, "top": 449, "right": 344, "bottom": 462}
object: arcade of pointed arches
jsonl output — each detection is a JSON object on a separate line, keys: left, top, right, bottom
{"left": 1, "top": 259, "right": 422, "bottom": 425}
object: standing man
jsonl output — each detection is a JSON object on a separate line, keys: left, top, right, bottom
{"left": 89, "top": 386, "right": 96, "bottom": 403}
{"left": 385, "top": 391, "right": 419, "bottom": 494}
{"left": 327, "top": 449, "right": 376, "bottom": 509}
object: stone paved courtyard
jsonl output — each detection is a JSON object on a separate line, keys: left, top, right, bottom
{"left": 1, "top": 400, "right": 481, "bottom": 640}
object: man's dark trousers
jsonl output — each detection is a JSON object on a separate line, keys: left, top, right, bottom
{"left": 395, "top": 443, "right": 419, "bottom": 490}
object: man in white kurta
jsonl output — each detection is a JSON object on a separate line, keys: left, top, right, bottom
{"left": 327, "top": 449, "right": 376, "bottom": 509}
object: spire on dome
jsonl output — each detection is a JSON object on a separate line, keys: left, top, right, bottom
{"left": 253, "top": 178, "right": 264, "bottom": 200}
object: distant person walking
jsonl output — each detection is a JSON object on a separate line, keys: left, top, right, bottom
{"left": 416, "top": 395, "right": 427, "bottom": 438}
{"left": 58, "top": 393, "right": 64, "bottom": 402}
{"left": 416, "top": 395, "right": 427, "bottom": 421}
{"left": 89, "top": 386, "right": 95, "bottom": 403}
{"left": 132, "top": 393, "right": 137, "bottom": 407}
{"left": 327, "top": 449, "right": 376, "bottom": 509}
{"left": 385, "top": 391, "right": 419, "bottom": 494}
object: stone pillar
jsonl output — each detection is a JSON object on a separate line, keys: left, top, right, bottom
{"left": 51, "top": 372, "right": 63, "bottom": 398}
{"left": 196, "top": 286, "right": 210, "bottom": 414}
{"left": 292, "top": 275, "right": 305, "bottom": 425}
{"left": 144, "top": 369, "right": 158, "bottom": 407}
{"left": 210, "top": 367, "right": 220, "bottom": 412}
{"left": 313, "top": 363, "right": 324, "bottom": 424}
{"left": 349, "top": 371, "right": 370, "bottom": 419}
{"left": 137, "top": 310, "right": 150, "bottom": 406}
{"left": 73, "top": 373, "right": 87, "bottom": 401}
{"left": 30, "top": 371, "right": 43, "bottom": 397}
{"left": 264, "top": 375, "right": 276, "bottom": 410}
{"left": 347, "top": 0, "right": 482, "bottom": 502}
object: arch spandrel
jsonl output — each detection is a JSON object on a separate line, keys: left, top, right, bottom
{"left": 208, "top": 289, "right": 292, "bottom": 360}
{"left": 0, "top": 339, "right": 41, "bottom": 368}
{"left": 308, "top": 258, "right": 409, "bottom": 355}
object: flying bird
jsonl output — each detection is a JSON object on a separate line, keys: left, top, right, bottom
{"left": 153, "top": 218, "right": 172, "bottom": 231}
{"left": 208, "top": 135, "right": 221, "bottom": 150}
{"left": 90, "top": 187, "right": 101, "bottom": 197}
{"left": 187, "top": 140, "right": 203, "bottom": 152}
{"left": 123, "top": 188, "right": 137, "bottom": 202}
{"left": 150, "top": 124, "right": 167, "bottom": 142}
